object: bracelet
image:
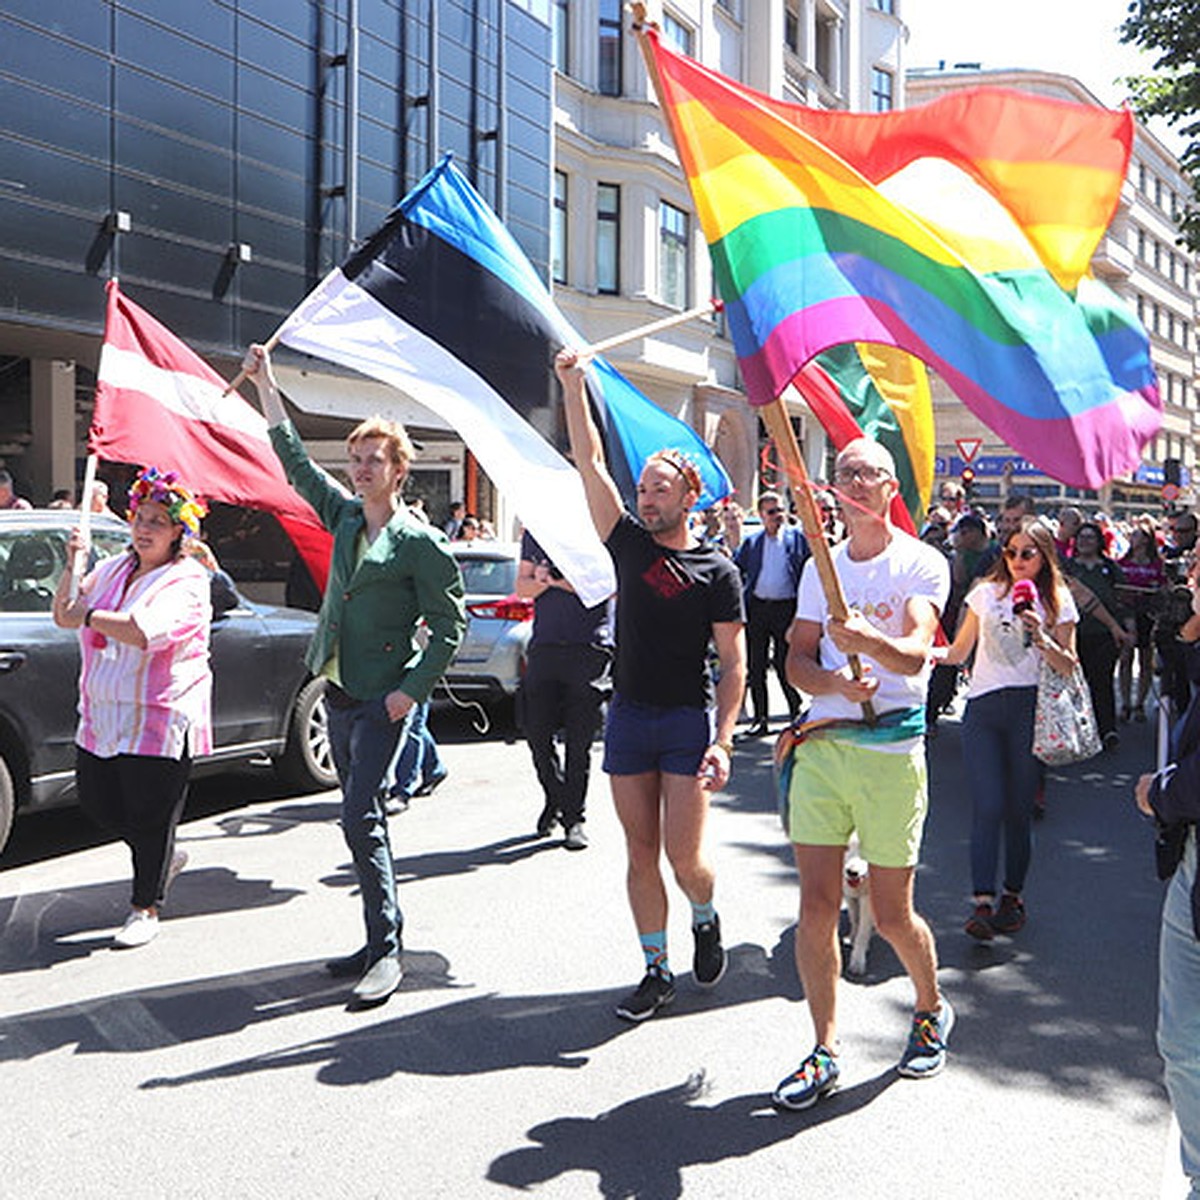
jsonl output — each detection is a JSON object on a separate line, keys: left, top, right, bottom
{"left": 84, "top": 608, "right": 95, "bottom": 628}
{"left": 714, "top": 739, "right": 734, "bottom": 756}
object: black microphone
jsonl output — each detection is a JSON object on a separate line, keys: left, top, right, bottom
{"left": 1012, "top": 579, "right": 1036, "bottom": 648}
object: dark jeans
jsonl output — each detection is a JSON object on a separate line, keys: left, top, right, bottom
{"left": 326, "top": 692, "right": 410, "bottom": 960}
{"left": 746, "top": 596, "right": 800, "bottom": 723}
{"left": 1078, "top": 630, "right": 1120, "bottom": 738}
{"left": 963, "top": 686, "right": 1040, "bottom": 897}
{"left": 76, "top": 747, "right": 192, "bottom": 910}
{"left": 388, "top": 700, "right": 443, "bottom": 799}
{"left": 520, "top": 643, "right": 610, "bottom": 825}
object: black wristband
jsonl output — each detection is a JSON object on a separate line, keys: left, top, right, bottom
{"left": 84, "top": 608, "right": 95, "bottom": 628}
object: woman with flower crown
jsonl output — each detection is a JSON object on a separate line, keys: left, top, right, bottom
{"left": 53, "top": 467, "right": 213, "bottom": 948}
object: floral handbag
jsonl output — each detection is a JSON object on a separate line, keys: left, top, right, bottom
{"left": 1032, "top": 657, "right": 1102, "bottom": 766}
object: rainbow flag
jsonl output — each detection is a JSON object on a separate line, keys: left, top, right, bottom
{"left": 646, "top": 32, "right": 1161, "bottom": 489}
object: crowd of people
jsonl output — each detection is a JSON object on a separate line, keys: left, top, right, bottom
{"left": 33, "top": 384, "right": 1200, "bottom": 1181}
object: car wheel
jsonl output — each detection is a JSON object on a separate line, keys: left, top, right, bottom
{"left": 0, "top": 753, "right": 14, "bottom": 858}
{"left": 276, "top": 678, "right": 338, "bottom": 792}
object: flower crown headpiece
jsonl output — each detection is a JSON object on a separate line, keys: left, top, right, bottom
{"left": 127, "top": 467, "right": 207, "bottom": 536}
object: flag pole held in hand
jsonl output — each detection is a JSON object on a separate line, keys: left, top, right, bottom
{"left": 68, "top": 453, "right": 98, "bottom": 603}
{"left": 576, "top": 299, "right": 723, "bottom": 360}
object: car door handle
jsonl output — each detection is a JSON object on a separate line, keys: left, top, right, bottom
{"left": 0, "top": 651, "right": 26, "bottom": 674}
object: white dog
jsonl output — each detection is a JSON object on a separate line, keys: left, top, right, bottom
{"left": 842, "top": 836, "right": 876, "bottom": 977}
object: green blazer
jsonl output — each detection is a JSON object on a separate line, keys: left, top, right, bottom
{"left": 270, "top": 421, "right": 465, "bottom": 702}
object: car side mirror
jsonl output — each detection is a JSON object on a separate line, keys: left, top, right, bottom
{"left": 210, "top": 571, "right": 240, "bottom": 618}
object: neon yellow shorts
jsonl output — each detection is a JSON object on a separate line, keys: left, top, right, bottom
{"left": 787, "top": 737, "right": 928, "bottom": 868}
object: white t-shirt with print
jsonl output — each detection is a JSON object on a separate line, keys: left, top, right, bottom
{"left": 796, "top": 532, "right": 950, "bottom": 724}
{"left": 965, "top": 581, "right": 1079, "bottom": 698}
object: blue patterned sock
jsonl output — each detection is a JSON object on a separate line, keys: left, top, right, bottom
{"left": 640, "top": 931, "right": 669, "bottom": 976}
{"left": 691, "top": 900, "right": 716, "bottom": 928}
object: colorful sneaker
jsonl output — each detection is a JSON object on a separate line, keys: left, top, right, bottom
{"left": 614, "top": 967, "right": 676, "bottom": 1022}
{"left": 773, "top": 1045, "right": 840, "bottom": 1111}
{"left": 990, "top": 893, "right": 1026, "bottom": 935}
{"left": 692, "top": 916, "right": 726, "bottom": 988}
{"left": 897, "top": 998, "right": 955, "bottom": 1078}
{"left": 964, "top": 902, "right": 995, "bottom": 941}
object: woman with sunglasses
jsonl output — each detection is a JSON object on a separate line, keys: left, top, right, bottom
{"left": 937, "top": 518, "right": 1078, "bottom": 939}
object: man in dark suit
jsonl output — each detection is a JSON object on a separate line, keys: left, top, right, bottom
{"left": 734, "top": 493, "right": 808, "bottom": 737}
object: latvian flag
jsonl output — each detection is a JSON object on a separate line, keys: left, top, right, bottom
{"left": 92, "top": 279, "right": 332, "bottom": 587}
{"left": 275, "top": 155, "right": 731, "bottom": 607}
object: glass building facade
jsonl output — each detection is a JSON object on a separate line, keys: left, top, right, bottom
{"left": 0, "top": 1, "right": 553, "bottom": 358}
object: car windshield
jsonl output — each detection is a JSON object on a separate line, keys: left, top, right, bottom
{"left": 0, "top": 526, "right": 129, "bottom": 613}
{"left": 457, "top": 556, "right": 517, "bottom": 596}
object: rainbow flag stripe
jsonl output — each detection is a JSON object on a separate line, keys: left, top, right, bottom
{"left": 648, "top": 33, "right": 1160, "bottom": 489}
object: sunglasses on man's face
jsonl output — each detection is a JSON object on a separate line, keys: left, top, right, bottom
{"left": 1003, "top": 546, "right": 1040, "bottom": 561}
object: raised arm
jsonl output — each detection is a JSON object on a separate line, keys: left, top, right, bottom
{"left": 555, "top": 347, "right": 624, "bottom": 542}
{"left": 240, "top": 343, "right": 289, "bottom": 427}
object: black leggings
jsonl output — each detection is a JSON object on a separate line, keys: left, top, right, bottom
{"left": 76, "top": 748, "right": 191, "bottom": 909}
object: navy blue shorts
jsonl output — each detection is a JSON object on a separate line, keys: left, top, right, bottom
{"left": 602, "top": 693, "right": 714, "bottom": 777}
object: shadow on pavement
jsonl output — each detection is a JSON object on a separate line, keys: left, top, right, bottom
{"left": 0, "top": 950, "right": 457, "bottom": 1063}
{"left": 487, "top": 1069, "right": 899, "bottom": 1197}
{"left": 116, "top": 943, "right": 791, "bottom": 1092}
{"left": 0, "top": 868, "right": 303, "bottom": 974}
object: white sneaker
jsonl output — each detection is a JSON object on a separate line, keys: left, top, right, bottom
{"left": 113, "top": 909, "right": 159, "bottom": 949}
{"left": 164, "top": 849, "right": 189, "bottom": 897}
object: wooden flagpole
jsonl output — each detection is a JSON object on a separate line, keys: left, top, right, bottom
{"left": 578, "top": 299, "right": 722, "bottom": 359}
{"left": 630, "top": 4, "right": 875, "bottom": 720}
{"left": 222, "top": 325, "right": 286, "bottom": 397}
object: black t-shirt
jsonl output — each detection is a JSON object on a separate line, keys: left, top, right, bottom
{"left": 520, "top": 530, "right": 612, "bottom": 648}
{"left": 606, "top": 514, "right": 744, "bottom": 709}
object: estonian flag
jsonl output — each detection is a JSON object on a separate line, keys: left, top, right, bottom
{"left": 277, "top": 156, "right": 731, "bottom": 607}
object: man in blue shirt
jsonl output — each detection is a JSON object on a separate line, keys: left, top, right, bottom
{"left": 734, "top": 493, "right": 808, "bottom": 737}
{"left": 516, "top": 532, "right": 613, "bottom": 851}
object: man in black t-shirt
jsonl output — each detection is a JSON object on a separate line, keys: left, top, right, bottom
{"left": 516, "top": 530, "right": 613, "bottom": 850}
{"left": 556, "top": 347, "right": 746, "bottom": 1024}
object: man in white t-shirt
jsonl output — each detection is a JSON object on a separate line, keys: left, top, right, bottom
{"left": 772, "top": 437, "right": 952, "bottom": 1112}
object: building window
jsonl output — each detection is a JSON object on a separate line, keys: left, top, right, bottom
{"left": 659, "top": 200, "right": 689, "bottom": 308}
{"left": 1138, "top": 163, "right": 1147, "bottom": 193}
{"left": 1137, "top": 294, "right": 1145, "bottom": 324}
{"left": 1155, "top": 240, "right": 1162, "bottom": 272}
{"left": 662, "top": 11, "right": 694, "bottom": 56}
{"left": 1137, "top": 227, "right": 1146, "bottom": 259}
{"left": 552, "top": 170, "right": 568, "bottom": 284}
{"left": 872, "top": 0, "right": 896, "bottom": 11}
{"left": 715, "top": 0, "right": 737, "bottom": 16}
{"left": 596, "top": 183, "right": 620, "bottom": 294}
{"left": 599, "top": 0, "right": 622, "bottom": 96}
{"left": 1155, "top": 177, "right": 1164, "bottom": 208}
{"left": 815, "top": 12, "right": 840, "bottom": 90}
{"left": 553, "top": 0, "right": 569, "bottom": 74}
{"left": 784, "top": 1, "right": 801, "bottom": 53}
{"left": 870, "top": 68, "right": 894, "bottom": 112}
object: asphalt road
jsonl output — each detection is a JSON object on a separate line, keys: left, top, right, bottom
{"left": 0, "top": 702, "right": 1189, "bottom": 1199}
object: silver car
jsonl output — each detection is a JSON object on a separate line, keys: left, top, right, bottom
{"left": 438, "top": 541, "right": 533, "bottom": 714}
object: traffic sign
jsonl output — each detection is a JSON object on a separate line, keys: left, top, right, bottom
{"left": 1162, "top": 482, "right": 1181, "bottom": 503}
{"left": 955, "top": 438, "right": 982, "bottom": 464}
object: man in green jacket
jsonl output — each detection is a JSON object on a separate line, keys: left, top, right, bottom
{"left": 243, "top": 344, "right": 465, "bottom": 1006}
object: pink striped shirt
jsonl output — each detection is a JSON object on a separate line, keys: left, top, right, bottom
{"left": 76, "top": 552, "right": 213, "bottom": 759}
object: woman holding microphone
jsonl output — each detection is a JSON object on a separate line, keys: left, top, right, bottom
{"left": 937, "top": 518, "right": 1078, "bottom": 940}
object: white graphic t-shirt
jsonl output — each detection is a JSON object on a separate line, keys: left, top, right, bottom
{"left": 796, "top": 533, "right": 950, "bottom": 726}
{"left": 965, "top": 580, "right": 1078, "bottom": 698}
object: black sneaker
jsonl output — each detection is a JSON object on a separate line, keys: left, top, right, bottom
{"left": 692, "top": 916, "right": 726, "bottom": 988}
{"left": 990, "top": 893, "right": 1026, "bottom": 934}
{"left": 614, "top": 967, "right": 676, "bottom": 1022}
{"left": 536, "top": 802, "right": 559, "bottom": 837}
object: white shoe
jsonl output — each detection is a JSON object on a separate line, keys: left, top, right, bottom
{"left": 113, "top": 909, "right": 159, "bottom": 949}
{"left": 164, "top": 849, "right": 189, "bottom": 897}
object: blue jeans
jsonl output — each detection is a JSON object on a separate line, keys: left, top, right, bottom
{"left": 963, "top": 686, "right": 1040, "bottom": 897}
{"left": 326, "top": 694, "right": 410, "bottom": 960}
{"left": 1160, "top": 828, "right": 1200, "bottom": 1195}
{"left": 389, "top": 700, "right": 444, "bottom": 799}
